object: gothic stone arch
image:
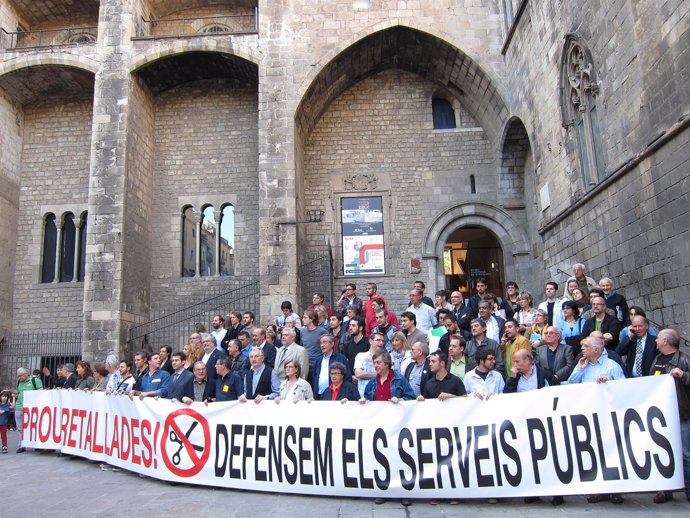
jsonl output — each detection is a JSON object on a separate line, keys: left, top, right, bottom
{"left": 423, "top": 203, "right": 531, "bottom": 294}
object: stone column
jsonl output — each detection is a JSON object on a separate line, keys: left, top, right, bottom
{"left": 82, "top": 0, "right": 149, "bottom": 360}
{"left": 257, "top": 2, "right": 300, "bottom": 322}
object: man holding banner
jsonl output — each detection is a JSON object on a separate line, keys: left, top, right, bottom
{"left": 650, "top": 328, "right": 690, "bottom": 504}
{"left": 463, "top": 346, "right": 505, "bottom": 399}
{"left": 567, "top": 335, "right": 626, "bottom": 504}
{"left": 360, "top": 351, "right": 416, "bottom": 506}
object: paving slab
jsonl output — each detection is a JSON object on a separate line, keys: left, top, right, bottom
{"left": 1, "top": 430, "right": 687, "bottom": 516}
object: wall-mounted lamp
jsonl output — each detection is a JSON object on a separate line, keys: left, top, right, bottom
{"left": 274, "top": 210, "right": 325, "bottom": 244}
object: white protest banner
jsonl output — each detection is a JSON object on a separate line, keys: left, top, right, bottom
{"left": 22, "top": 375, "right": 683, "bottom": 498}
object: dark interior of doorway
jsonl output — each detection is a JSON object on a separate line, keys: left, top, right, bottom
{"left": 443, "top": 226, "right": 504, "bottom": 297}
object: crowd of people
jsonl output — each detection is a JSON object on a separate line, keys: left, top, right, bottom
{"left": 7, "top": 263, "right": 689, "bottom": 506}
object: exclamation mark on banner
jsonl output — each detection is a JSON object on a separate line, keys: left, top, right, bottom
{"left": 153, "top": 421, "right": 160, "bottom": 469}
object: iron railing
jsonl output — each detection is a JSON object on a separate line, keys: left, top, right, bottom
{"left": 300, "top": 247, "right": 334, "bottom": 312}
{"left": 1, "top": 26, "right": 97, "bottom": 50}
{"left": 0, "top": 330, "right": 82, "bottom": 390}
{"left": 135, "top": 9, "right": 258, "bottom": 39}
{"left": 127, "top": 277, "right": 260, "bottom": 352}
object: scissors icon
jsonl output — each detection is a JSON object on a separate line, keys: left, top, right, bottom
{"left": 169, "top": 420, "right": 204, "bottom": 465}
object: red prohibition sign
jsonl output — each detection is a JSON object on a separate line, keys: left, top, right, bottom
{"left": 161, "top": 408, "right": 211, "bottom": 477}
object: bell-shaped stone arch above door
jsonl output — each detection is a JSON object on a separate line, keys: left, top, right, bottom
{"left": 422, "top": 203, "right": 532, "bottom": 296}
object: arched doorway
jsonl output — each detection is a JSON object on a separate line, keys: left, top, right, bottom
{"left": 443, "top": 227, "right": 504, "bottom": 298}
{"left": 422, "top": 202, "right": 532, "bottom": 297}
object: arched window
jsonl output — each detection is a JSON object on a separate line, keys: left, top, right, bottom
{"left": 65, "top": 32, "right": 96, "bottom": 44}
{"left": 181, "top": 206, "right": 196, "bottom": 277}
{"left": 562, "top": 36, "right": 604, "bottom": 189}
{"left": 200, "top": 24, "right": 231, "bottom": 34}
{"left": 60, "top": 213, "right": 76, "bottom": 282}
{"left": 77, "top": 212, "right": 88, "bottom": 282}
{"left": 200, "top": 206, "right": 217, "bottom": 277}
{"left": 41, "top": 213, "right": 57, "bottom": 283}
{"left": 181, "top": 203, "right": 236, "bottom": 278}
{"left": 432, "top": 98, "right": 456, "bottom": 129}
{"left": 40, "top": 210, "right": 87, "bottom": 283}
{"left": 219, "top": 205, "right": 235, "bottom": 276}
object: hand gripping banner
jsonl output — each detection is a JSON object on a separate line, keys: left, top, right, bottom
{"left": 22, "top": 375, "right": 683, "bottom": 499}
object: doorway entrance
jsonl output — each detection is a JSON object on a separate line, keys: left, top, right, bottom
{"left": 443, "top": 226, "right": 504, "bottom": 298}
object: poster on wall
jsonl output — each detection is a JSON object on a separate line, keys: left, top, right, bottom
{"left": 341, "top": 196, "right": 385, "bottom": 275}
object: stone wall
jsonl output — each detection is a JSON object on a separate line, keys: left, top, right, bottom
{"left": 149, "top": 79, "right": 259, "bottom": 312}
{"left": 502, "top": 0, "right": 690, "bottom": 330}
{"left": 0, "top": 94, "right": 21, "bottom": 335}
{"left": 122, "top": 76, "right": 155, "bottom": 323}
{"left": 303, "top": 70, "right": 494, "bottom": 313}
{"left": 12, "top": 98, "right": 92, "bottom": 331}
{"left": 0, "top": 0, "right": 686, "bottom": 352}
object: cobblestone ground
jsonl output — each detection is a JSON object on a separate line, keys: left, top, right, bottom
{"left": 2, "top": 430, "right": 687, "bottom": 516}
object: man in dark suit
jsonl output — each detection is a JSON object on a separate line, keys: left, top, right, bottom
{"left": 404, "top": 341, "right": 431, "bottom": 397}
{"left": 312, "top": 335, "right": 350, "bottom": 398}
{"left": 616, "top": 315, "right": 658, "bottom": 378}
{"left": 251, "top": 328, "right": 276, "bottom": 369}
{"left": 182, "top": 361, "right": 214, "bottom": 404}
{"left": 450, "top": 291, "right": 475, "bottom": 340}
{"left": 581, "top": 296, "right": 622, "bottom": 349}
{"left": 227, "top": 339, "right": 249, "bottom": 374}
{"left": 535, "top": 327, "right": 575, "bottom": 384}
{"left": 167, "top": 351, "right": 194, "bottom": 400}
{"left": 201, "top": 335, "right": 223, "bottom": 385}
{"left": 239, "top": 347, "right": 280, "bottom": 402}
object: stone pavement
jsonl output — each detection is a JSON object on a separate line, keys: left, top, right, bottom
{"left": 1, "top": 430, "right": 687, "bottom": 517}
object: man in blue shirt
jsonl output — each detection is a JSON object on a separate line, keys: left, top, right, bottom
{"left": 568, "top": 336, "right": 625, "bottom": 385}
{"left": 567, "top": 335, "right": 625, "bottom": 505}
{"left": 132, "top": 353, "right": 170, "bottom": 399}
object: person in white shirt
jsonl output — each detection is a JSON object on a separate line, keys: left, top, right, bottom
{"left": 210, "top": 314, "right": 227, "bottom": 350}
{"left": 406, "top": 288, "right": 437, "bottom": 335}
{"left": 537, "top": 281, "right": 565, "bottom": 328}
{"left": 463, "top": 346, "right": 505, "bottom": 399}
{"left": 353, "top": 332, "right": 385, "bottom": 397}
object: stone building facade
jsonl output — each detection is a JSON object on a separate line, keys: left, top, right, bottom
{"left": 0, "top": 0, "right": 687, "bottom": 360}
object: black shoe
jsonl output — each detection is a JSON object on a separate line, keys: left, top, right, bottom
{"left": 653, "top": 492, "right": 673, "bottom": 504}
{"left": 524, "top": 497, "right": 540, "bottom": 503}
{"left": 374, "top": 498, "right": 387, "bottom": 505}
{"left": 587, "top": 494, "right": 609, "bottom": 503}
{"left": 552, "top": 496, "right": 564, "bottom": 506}
{"left": 400, "top": 499, "right": 412, "bottom": 506}
{"left": 15, "top": 447, "right": 26, "bottom": 453}
{"left": 610, "top": 494, "right": 624, "bottom": 504}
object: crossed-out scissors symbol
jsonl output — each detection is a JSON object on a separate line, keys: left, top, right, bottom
{"left": 169, "top": 420, "right": 204, "bottom": 465}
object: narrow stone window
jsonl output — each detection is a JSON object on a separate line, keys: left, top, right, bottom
{"left": 41, "top": 213, "right": 57, "bottom": 283}
{"left": 470, "top": 174, "right": 476, "bottom": 194}
{"left": 200, "top": 205, "right": 217, "bottom": 277}
{"left": 432, "top": 98, "right": 456, "bottom": 129}
{"left": 77, "top": 212, "right": 88, "bottom": 282}
{"left": 219, "top": 204, "right": 235, "bottom": 276}
{"left": 59, "top": 213, "right": 76, "bottom": 282}
{"left": 181, "top": 206, "right": 196, "bottom": 277}
{"left": 562, "top": 36, "right": 604, "bottom": 189}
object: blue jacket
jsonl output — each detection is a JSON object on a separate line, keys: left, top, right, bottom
{"left": 363, "top": 371, "right": 416, "bottom": 401}
{"left": 139, "top": 368, "right": 170, "bottom": 397}
{"left": 311, "top": 352, "right": 351, "bottom": 395}
{"left": 167, "top": 369, "right": 195, "bottom": 400}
